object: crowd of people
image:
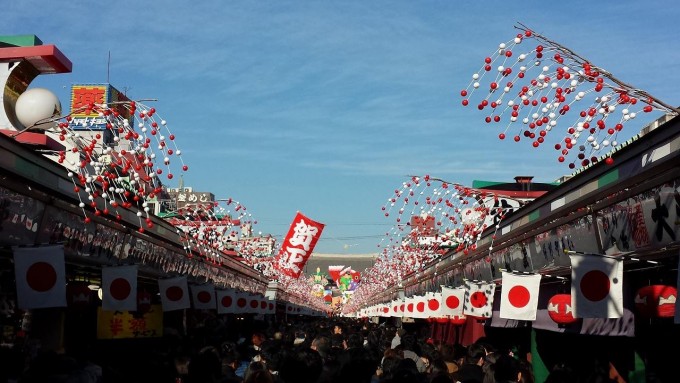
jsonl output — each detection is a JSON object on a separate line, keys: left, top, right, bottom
{"left": 0, "top": 313, "right": 620, "bottom": 383}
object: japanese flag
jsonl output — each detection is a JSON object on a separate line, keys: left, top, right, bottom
{"left": 440, "top": 286, "right": 465, "bottom": 317}
{"left": 570, "top": 254, "right": 623, "bottom": 318}
{"left": 158, "top": 276, "right": 191, "bottom": 312}
{"left": 411, "top": 295, "right": 428, "bottom": 318}
{"left": 426, "top": 292, "right": 442, "bottom": 318}
{"left": 234, "top": 290, "right": 250, "bottom": 314}
{"left": 102, "top": 265, "right": 137, "bottom": 311}
{"left": 463, "top": 280, "right": 496, "bottom": 319}
{"left": 13, "top": 245, "right": 67, "bottom": 309}
{"left": 216, "top": 289, "right": 236, "bottom": 314}
{"left": 500, "top": 272, "right": 542, "bottom": 320}
{"left": 190, "top": 284, "right": 216, "bottom": 310}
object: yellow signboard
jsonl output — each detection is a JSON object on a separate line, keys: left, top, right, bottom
{"left": 96, "top": 305, "right": 163, "bottom": 339}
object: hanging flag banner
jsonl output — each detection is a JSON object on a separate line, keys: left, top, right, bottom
{"left": 13, "top": 245, "right": 67, "bottom": 309}
{"left": 463, "top": 280, "right": 496, "bottom": 319}
{"left": 216, "top": 289, "right": 236, "bottom": 314}
{"left": 570, "top": 254, "right": 623, "bottom": 318}
{"left": 190, "top": 284, "right": 216, "bottom": 310}
{"left": 102, "top": 265, "right": 138, "bottom": 312}
{"left": 158, "top": 276, "right": 191, "bottom": 312}
{"left": 500, "top": 272, "right": 542, "bottom": 321}
{"left": 275, "top": 212, "right": 325, "bottom": 278}
{"left": 440, "top": 286, "right": 466, "bottom": 317}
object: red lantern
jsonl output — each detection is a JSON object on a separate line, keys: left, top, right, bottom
{"left": 449, "top": 315, "right": 467, "bottom": 326}
{"left": 137, "top": 291, "right": 152, "bottom": 314}
{"left": 635, "top": 285, "right": 677, "bottom": 318}
{"left": 67, "top": 282, "right": 92, "bottom": 308}
{"left": 435, "top": 317, "right": 449, "bottom": 324}
{"left": 547, "top": 294, "right": 578, "bottom": 325}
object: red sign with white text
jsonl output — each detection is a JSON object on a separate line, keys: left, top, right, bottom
{"left": 275, "top": 212, "right": 325, "bottom": 278}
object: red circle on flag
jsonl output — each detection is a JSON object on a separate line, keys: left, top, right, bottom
{"left": 166, "top": 286, "right": 184, "bottom": 301}
{"left": 470, "top": 291, "right": 488, "bottom": 308}
{"left": 383, "top": 307, "right": 389, "bottom": 313}
{"left": 407, "top": 303, "right": 414, "bottom": 312}
{"left": 261, "top": 300, "right": 268, "bottom": 309}
{"left": 237, "top": 298, "right": 247, "bottom": 308}
{"left": 110, "top": 277, "right": 131, "bottom": 300}
{"left": 197, "top": 291, "right": 211, "bottom": 303}
{"left": 580, "top": 270, "right": 610, "bottom": 302}
{"left": 446, "top": 295, "right": 460, "bottom": 309}
{"left": 428, "top": 299, "right": 440, "bottom": 311}
{"left": 416, "top": 302, "right": 425, "bottom": 312}
{"left": 221, "top": 296, "right": 233, "bottom": 307}
{"left": 26, "top": 262, "right": 57, "bottom": 292}
{"left": 269, "top": 303, "right": 274, "bottom": 310}
{"left": 250, "top": 299, "right": 258, "bottom": 309}
{"left": 508, "top": 285, "right": 530, "bottom": 308}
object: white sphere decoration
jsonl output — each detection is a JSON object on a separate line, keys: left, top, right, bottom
{"left": 518, "top": 54, "right": 526, "bottom": 61}
{"left": 14, "top": 88, "right": 61, "bottom": 130}
{"left": 79, "top": 202, "right": 85, "bottom": 208}
{"left": 612, "top": 140, "right": 618, "bottom": 146}
{"left": 472, "top": 73, "right": 480, "bottom": 80}
{"left": 473, "top": 82, "right": 480, "bottom": 88}
{"left": 497, "top": 65, "right": 505, "bottom": 72}
{"left": 622, "top": 108, "right": 629, "bottom": 115}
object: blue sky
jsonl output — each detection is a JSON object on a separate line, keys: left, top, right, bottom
{"left": 4, "top": 1, "right": 680, "bottom": 256}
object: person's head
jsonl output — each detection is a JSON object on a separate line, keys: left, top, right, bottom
{"left": 466, "top": 343, "right": 487, "bottom": 366}
{"left": 493, "top": 354, "right": 521, "bottom": 382}
{"left": 244, "top": 361, "right": 274, "bottom": 383}
{"left": 311, "top": 335, "right": 331, "bottom": 359}
{"left": 252, "top": 332, "right": 266, "bottom": 347}
{"left": 333, "top": 323, "right": 344, "bottom": 335}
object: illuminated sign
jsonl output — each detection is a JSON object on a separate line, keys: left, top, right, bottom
{"left": 70, "top": 84, "right": 132, "bottom": 130}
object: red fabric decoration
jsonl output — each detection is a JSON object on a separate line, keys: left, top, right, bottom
{"left": 635, "top": 285, "right": 676, "bottom": 318}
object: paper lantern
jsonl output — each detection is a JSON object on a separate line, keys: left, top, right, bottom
{"left": 449, "top": 315, "right": 467, "bottom": 326}
{"left": 547, "top": 294, "right": 578, "bottom": 325}
{"left": 634, "top": 285, "right": 676, "bottom": 318}
{"left": 67, "top": 282, "right": 92, "bottom": 308}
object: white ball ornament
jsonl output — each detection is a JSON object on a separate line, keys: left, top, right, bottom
{"left": 14, "top": 88, "right": 61, "bottom": 130}
{"left": 472, "top": 73, "right": 480, "bottom": 80}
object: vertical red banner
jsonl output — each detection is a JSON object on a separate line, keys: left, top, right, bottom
{"left": 275, "top": 212, "right": 325, "bottom": 278}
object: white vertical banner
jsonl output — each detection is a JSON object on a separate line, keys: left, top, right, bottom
{"left": 13, "top": 245, "right": 67, "bottom": 309}
{"left": 102, "top": 265, "right": 137, "bottom": 312}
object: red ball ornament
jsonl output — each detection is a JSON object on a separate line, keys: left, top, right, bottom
{"left": 498, "top": 133, "right": 506, "bottom": 140}
{"left": 605, "top": 157, "right": 614, "bottom": 165}
{"left": 547, "top": 294, "right": 578, "bottom": 325}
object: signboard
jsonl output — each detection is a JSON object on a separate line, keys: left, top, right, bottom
{"left": 69, "top": 84, "right": 132, "bottom": 130}
{"left": 96, "top": 305, "right": 163, "bottom": 339}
